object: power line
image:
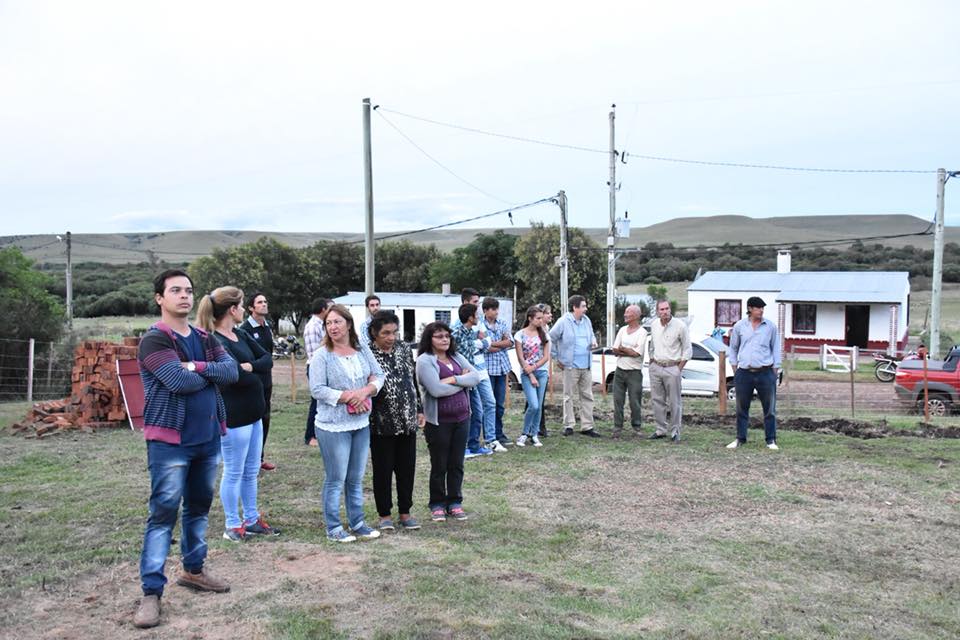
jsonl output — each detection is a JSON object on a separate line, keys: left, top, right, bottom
{"left": 620, "top": 152, "right": 935, "bottom": 175}
{"left": 352, "top": 196, "right": 557, "bottom": 244}
{"left": 375, "top": 109, "right": 515, "bottom": 205}
{"left": 379, "top": 105, "right": 936, "bottom": 174}
{"left": 377, "top": 107, "right": 609, "bottom": 154}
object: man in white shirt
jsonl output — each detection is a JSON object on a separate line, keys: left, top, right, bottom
{"left": 648, "top": 300, "right": 692, "bottom": 443}
{"left": 611, "top": 305, "right": 647, "bottom": 438}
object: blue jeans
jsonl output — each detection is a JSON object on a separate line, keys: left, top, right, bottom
{"left": 316, "top": 426, "right": 371, "bottom": 536}
{"left": 489, "top": 374, "right": 508, "bottom": 440}
{"left": 140, "top": 436, "right": 221, "bottom": 596}
{"left": 521, "top": 369, "right": 549, "bottom": 436}
{"left": 734, "top": 367, "right": 778, "bottom": 444}
{"left": 219, "top": 420, "right": 263, "bottom": 529}
{"left": 467, "top": 376, "right": 497, "bottom": 450}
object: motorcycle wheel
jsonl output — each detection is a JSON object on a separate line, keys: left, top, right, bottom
{"left": 295, "top": 349, "right": 307, "bottom": 360}
{"left": 874, "top": 361, "right": 896, "bottom": 383}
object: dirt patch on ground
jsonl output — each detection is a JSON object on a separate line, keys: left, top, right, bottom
{"left": 4, "top": 542, "right": 363, "bottom": 639}
{"left": 682, "top": 413, "right": 960, "bottom": 439}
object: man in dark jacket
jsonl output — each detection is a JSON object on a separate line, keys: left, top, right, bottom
{"left": 244, "top": 292, "right": 275, "bottom": 470}
{"left": 134, "top": 269, "right": 238, "bottom": 629}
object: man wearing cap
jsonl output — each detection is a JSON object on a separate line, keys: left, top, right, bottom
{"left": 726, "top": 296, "right": 782, "bottom": 450}
{"left": 648, "top": 300, "right": 691, "bottom": 443}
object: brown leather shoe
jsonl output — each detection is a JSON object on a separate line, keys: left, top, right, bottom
{"left": 133, "top": 594, "right": 161, "bottom": 628}
{"left": 175, "top": 568, "right": 230, "bottom": 593}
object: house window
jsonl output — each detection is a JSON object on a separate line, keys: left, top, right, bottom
{"left": 715, "top": 299, "right": 741, "bottom": 327}
{"left": 792, "top": 303, "right": 817, "bottom": 334}
{"left": 434, "top": 310, "right": 451, "bottom": 325}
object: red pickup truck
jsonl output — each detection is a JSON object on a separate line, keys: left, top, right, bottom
{"left": 893, "top": 347, "right": 960, "bottom": 416}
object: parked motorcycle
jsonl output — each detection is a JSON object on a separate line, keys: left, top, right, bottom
{"left": 273, "top": 335, "right": 307, "bottom": 360}
{"left": 873, "top": 351, "right": 921, "bottom": 382}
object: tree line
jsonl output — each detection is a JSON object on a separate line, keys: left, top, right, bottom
{"left": 617, "top": 240, "right": 960, "bottom": 285}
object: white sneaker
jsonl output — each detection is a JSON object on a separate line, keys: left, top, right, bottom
{"left": 766, "top": 442, "right": 780, "bottom": 450}
{"left": 489, "top": 440, "right": 508, "bottom": 453}
{"left": 531, "top": 435, "right": 543, "bottom": 447}
{"left": 516, "top": 435, "right": 527, "bottom": 447}
{"left": 726, "top": 439, "right": 742, "bottom": 449}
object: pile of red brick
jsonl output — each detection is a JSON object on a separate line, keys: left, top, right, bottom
{"left": 12, "top": 338, "right": 139, "bottom": 437}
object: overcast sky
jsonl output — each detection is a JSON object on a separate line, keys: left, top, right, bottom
{"left": 1, "top": 1, "right": 957, "bottom": 238}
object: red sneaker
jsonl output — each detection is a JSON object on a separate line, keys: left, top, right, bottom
{"left": 260, "top": 461, "right": 276, "bottom": 471}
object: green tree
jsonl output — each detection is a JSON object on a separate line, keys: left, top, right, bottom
{"left": 514, "top": 223, "right": 605, "bottom": 336}
{"left": 426, "top": 230, "right": 519, "bottom": 295}
{"left": 1, "top": 248, "right": 65, "bottom": 395}
{"left": 375, "top": 240, "right": 441, "bottom": 292}
{"left": 189, "top": 245, "right": 267, "bottom": 317}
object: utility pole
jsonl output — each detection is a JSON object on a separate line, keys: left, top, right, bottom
{"left": 362, "top": 98, "right": 375, "bottom": 296}
{"left": 930, "top": 168, "right": 947, "bottom": 357}
{"left": 555, "top": 190, "right": 569, "bottom": 314}
{"left": 606, "top": 105, "right": 617, "bottom": 346}
{"left": 65, "top": 231, "right": 73, "bottom": 330}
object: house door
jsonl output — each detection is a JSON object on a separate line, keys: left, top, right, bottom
{"left": 845, "top": 305, "right": 869, "bottom": 348}
{"left": 402, "top": 309, "right": 416, "bottom": 343}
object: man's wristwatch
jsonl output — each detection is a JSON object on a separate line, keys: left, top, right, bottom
{"left": 186, "top": 361, "right": 197, "bottom": 372}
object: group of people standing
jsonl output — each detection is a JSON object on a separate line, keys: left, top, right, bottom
{"left": 134, "top": 270, "right": 280, "bottom": 628}
{"left": 134, "top": 269, "right": 781, "bottom": 629}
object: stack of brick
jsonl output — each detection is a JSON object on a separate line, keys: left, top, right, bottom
{"left": 12, "top": 337, "right": 140, "bottom": 437}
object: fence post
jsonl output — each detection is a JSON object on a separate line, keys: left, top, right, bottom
{"left": 601, "top": 352, "right": 607, "bottom": 397}
{"left": 46, "top": 342, "right": 54, "bottom": 391}
{"left": 290, "top": 351, "right": 297, "bottom": 403}
{"left": 849, "top": 361, "right": 855, "bottom": 418}
{"left": 921, "top": 347, "right": 930, "bottom": 422}
{"left": 718, "top": 351, "right": 727, "bottom": 414}
{"left": 27, "top": 338, "right": 35, "bottom": 403}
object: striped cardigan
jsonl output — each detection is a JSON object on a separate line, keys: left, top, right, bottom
{"left": 138, "top": 322, "right": 238, "bottom": 444}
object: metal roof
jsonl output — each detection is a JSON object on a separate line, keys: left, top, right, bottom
{"left": 687, "top": 271, "right": 909, "bottom": 303}
{"left": 334, "top": 291, "right": 511, "bottom": 308}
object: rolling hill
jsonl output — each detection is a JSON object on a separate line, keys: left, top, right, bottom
{"left": 1, "top": 214, "right": 951, "bottom": 265}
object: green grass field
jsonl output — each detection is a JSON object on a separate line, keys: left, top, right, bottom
{"left": 2, "top": 388, "right": 959, "bottom": 638}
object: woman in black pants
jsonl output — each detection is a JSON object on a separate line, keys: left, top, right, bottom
{"left": 367, "top": 311, "right": 425, "bottom": 532}
{"left": 415, "top": 322, "right": 479, "bottom": 523}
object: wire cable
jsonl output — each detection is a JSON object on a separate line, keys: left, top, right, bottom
{"left": 379, "top": 105, "right": 936, "bottom": 174}
{"left": 375, "top": 109, "right": 516, "bottom": 206}
{"left": 620, "top": 152, "right": 935, "bottom": 175}
{"left": 352, "top": 196, "right": 557, "bottom": 244}
{"left": 377, "top": 107, "right": 609, "bottom": 154}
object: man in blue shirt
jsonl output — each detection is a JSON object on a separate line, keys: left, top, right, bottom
{"left": 726, "top": 296, "right": 782, "bottom": 450}
{"left": 549, "top": 295, "right": 600, "bottom": 438}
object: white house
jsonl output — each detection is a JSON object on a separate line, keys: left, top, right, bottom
{"left": 333, "top": 291, "right": 515, "bottom": 344}
{"left": 686, "top": 251, "right": 910, "bottom": 352}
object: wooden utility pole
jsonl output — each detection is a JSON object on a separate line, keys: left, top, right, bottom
{"left": 65, "top": 231, "right": 73, "bottom": 330}
{"left": 930, "top": 168, "right": 946, "bottom": 357}
{"left": 362, "top": 98, "right": 375, "bottom": 296}
{"left": 555, "top": 190, "right": 569, "bottom": 314}
{"left": 606, "top": 105, "right": 617, "bottom": 346}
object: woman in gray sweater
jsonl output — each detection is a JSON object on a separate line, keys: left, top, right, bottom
{"left": 308, "top": 305, "right": 385, "bottom": 543}
{"left": 415, "top": 322, "right": 479, "bottom": 523}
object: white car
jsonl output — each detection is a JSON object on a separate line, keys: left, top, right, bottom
{"left": 509, "top": 336, "right": 735, "bottom": 399}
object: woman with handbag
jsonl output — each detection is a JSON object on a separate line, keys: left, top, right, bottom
{"left": 308, "top": 304, "right": 385, "bottom": 543}
{"left": 415, "top": 322, "right": 480, "bottom": 523}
